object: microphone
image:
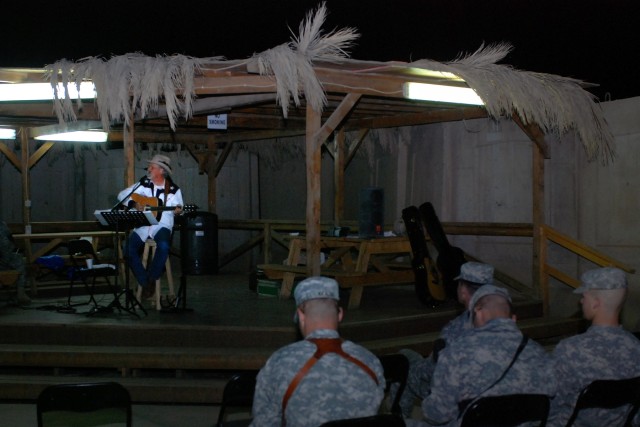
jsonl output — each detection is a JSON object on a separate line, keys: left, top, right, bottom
{"left": 139, "top": 175, "right": 150, "bottom": 185}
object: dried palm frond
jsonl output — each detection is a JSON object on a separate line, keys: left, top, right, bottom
{"left": 254, "top": 1, "right": 359, "bottom": 117}
{"left": 234, "top": 135, "right": 306, "bottom": 170}
{"left": 45, "top": 54, "right": 217, "bottom": 131}
{"left": 410, "top": 42, "right": 615, "bottom": 162}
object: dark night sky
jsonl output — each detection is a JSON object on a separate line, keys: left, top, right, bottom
{"left": 3, "top": 0, "right": 639, "bottom": 101}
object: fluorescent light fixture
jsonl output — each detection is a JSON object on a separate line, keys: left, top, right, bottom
{"left": 34, "top": 130, "right": 108, "bottom": 143}
{"left": 403, "top": 82, "right": 484, "bottom": 105}
{"left": 0, "top": 128, "right": 16, "bottom": 139}
{"left": 31, "top": 121, "right": 107, "bottom": 143}
{"left": 0, "top": 82, "right": 96, "bottom": 102}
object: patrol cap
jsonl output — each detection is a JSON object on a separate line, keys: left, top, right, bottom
{"left": 574, "top": 267, "right": 628, "bottom": 294}
{"left": 454, "top": 262, "right": 494, "bottom": 286}
{"left": 293, "top": 276, "right": 340, "bottom": 322}
{"left": 468, "top": 284, "right": 512, "bottom": 314}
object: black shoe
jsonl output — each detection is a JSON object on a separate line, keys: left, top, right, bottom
{"left": 142, "top": 282, "right": 155, "bottom": 299}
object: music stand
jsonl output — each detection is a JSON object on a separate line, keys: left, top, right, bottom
{"left": 95, "top": 209, "right": 158, "bottom": 318}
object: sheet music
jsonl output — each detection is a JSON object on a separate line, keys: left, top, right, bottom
{"left": 94, "top": 209, "right": 158, "bottom": 226}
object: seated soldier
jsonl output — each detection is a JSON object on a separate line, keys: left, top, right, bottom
{"left": 548, "top": 267, "right": 640, "bottom": 427}
{"left": 416, "top": 285, "right": 556, "bottom": 426}
{"left": 396, "top": 261, "right": 494, "bottom": 417}
{"left": 250, "top": 276, "right": 385, "bottom": 427}
{"left": 0, "top": 221, "right": 30, "bottom": 306}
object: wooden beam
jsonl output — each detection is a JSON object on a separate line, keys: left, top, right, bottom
{"left": 346, "top": 106, "right": 487, "bottom": 130}
{"left": 28, "top": 142, "right": 54, "bottom": 169}
{"left": 512, "top": 113, "right": 550, "bottom": 159}
{"left": 148, "top": 93, "right": 277, "bottom": 120}
{"left": 215, "top": 142, "right": 234, "bottom": 177}
{"left": 108, "top": 128, "right": 305, "bottom": 144}
{"left": 0, "top": 141, "right": 21, "bottom": 170}
{"left": 346, "top": 128, "right": 369, "bottom": 167}
{"left": 193, "top": 76, "right": 278, "bottom": 96}
{"left": 312, "top": 93, "right": 362, "bottom": 152}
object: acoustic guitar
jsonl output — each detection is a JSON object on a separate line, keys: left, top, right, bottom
{"left": 401, "top": 206, "right": 445, "bottom": 306}
{"left": 130, "top": 194, "right": 198, "bottom": 218}
{"left": 419, "top": 202, "right": 466, "bottom": 301}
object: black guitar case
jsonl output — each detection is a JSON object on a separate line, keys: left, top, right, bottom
{"left": 419, "top": 202, "right": 466, "bottom": 301}
{"left": 401, "top": 206, "right": 442, "bottom": 307}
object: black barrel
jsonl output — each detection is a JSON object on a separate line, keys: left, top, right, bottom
{"left": 180, "top": 211, "right": 218, "bottom": 275}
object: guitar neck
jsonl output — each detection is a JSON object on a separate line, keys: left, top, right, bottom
{"left": 145, "top": 204, "right": 197, "bottom": 213}
{"left": 146, "top": 206, "right": 178, "bottom": 212}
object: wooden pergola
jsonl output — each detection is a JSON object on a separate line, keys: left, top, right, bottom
{"left": 0, "top": 39, "right": 613, "bottom": 299}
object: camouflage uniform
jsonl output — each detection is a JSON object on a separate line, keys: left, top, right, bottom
{"left": 421, "top": 317, "right": 556, "bottom": 427}
{"left": 548, "top": 325, "right": 640, "bottom": 427}
{"left": 548, "top": 267, "right": 640, "bottom": 427}
{"left": 398, "top": 310, "right": 472, "bottom": 416}
{"left": 0, "top": 221, "right": 28, "bottom": 302}
{"left": 398, "top": 262, "right": 494, "bottom": 417}
{"left": 250, "top": 328, "right": 385, "bottom": 427}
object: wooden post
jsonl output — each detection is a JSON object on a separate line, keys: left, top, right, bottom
{"left": 306, "top": 106, "right": 322, "bottom": 276}
{"left": 20, "top": 128, "right": 36, "bottom": 295}
{"left": 532, "top": 139, "right": 545, "bottom": 307}
{"left": 123, "top": 118, "right": 135, "bottom": 187}
{"left": 206, "top": 144, "right": 217, "bottom": 214}
{"left": 512, "top": 113, "right": 548, "bottom": 313}
{"left": 20, "top": 128, "right": 30, "bottom": 229}
{"left": 538, "top": 225, "right": 549, "bottom": 316}
{"left": 334, "top": 129, "right": 345, "bottom": 226}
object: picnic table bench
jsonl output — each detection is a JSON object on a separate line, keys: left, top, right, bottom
{"left": 258, "top": 235, "right": 414, "bottom": 308}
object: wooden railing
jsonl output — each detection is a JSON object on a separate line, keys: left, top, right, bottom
{"left": 217, "top": 219, "right": 360, "bottom": 268}
{"left": 538, "top": 224, "right": 635, "bottom": 315}
{"left": 13, "top": 220, "right": 635, "bottom": 317}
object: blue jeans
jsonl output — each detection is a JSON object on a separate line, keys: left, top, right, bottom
{"left": 126, "top": 227, "right": 171, "bottom": 288}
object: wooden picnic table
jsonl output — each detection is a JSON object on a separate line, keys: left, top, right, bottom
{"left": 259, "top": 235, "right": 414, "bottom": 309}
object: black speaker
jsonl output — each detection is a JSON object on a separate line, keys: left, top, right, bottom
{"left": 180, "top": 211, "right": 218, "bottom": 275}
{"left": 359, "top": 187, "right": 384, "bottom": 238}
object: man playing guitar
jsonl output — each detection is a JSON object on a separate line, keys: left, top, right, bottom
{"left": 117, "top": 154, "right": 183, "bottom": 299}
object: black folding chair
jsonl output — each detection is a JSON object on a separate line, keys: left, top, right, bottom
{"left": 320, "top": 413, "right": 405, "bottom": 426}
{"left": 62, "top": 239, "right": 118, "bottom": 313}
{"left": 379, "top": 353, "right": 409, "bottom": 417}
{"left": 459, "top": 393, "right": 550, "bottom": 427}
{"left": 36, "top": 381, "right": 132, "bottom": 427}
{"left": 565, "top": 376, "right": 640, "bottom": 427}
{"left": 216, "top": 370, "right": 259, "bottom": 427}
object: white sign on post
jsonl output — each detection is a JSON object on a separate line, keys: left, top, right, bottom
{"left": 207, "top": 114, "right": 228, "bottom": 130}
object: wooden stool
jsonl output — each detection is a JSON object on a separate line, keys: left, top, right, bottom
{"left": 136, "top": 238, "right": 175, "bottom": 310}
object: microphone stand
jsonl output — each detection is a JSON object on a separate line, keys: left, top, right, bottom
{"left": 111, "top": 177, "right": 148, "bottom": 211}
{"left": 101, "top": 177, "right": 151, "bottom": 317}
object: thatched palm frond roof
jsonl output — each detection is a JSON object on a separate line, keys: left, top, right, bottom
{"left": 410, "top": 43, "right": 614, "bottom": 161}
{"left": 42, "top": 3, "right": 614, "bottom": 162}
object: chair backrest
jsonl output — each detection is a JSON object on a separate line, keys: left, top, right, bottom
{"left": 459, "top": 394, "right": 550, "bottom": 427}
{"left": 68, "top": 239, "right": 100, "bottom": 265}
{"left": 319, "top": 413, "right": 406, "bottom": 426}
{"left": 378, "top": 353, "right": 409, "bottom": 417}
{"left": 565, "top": 376, "right": 640, "bottom": 427}
{"left": 36, "top": 381, "right": 132, "bottom": 427}
{"left": 216, "top": 370, "right": 259, "bottom": 427}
